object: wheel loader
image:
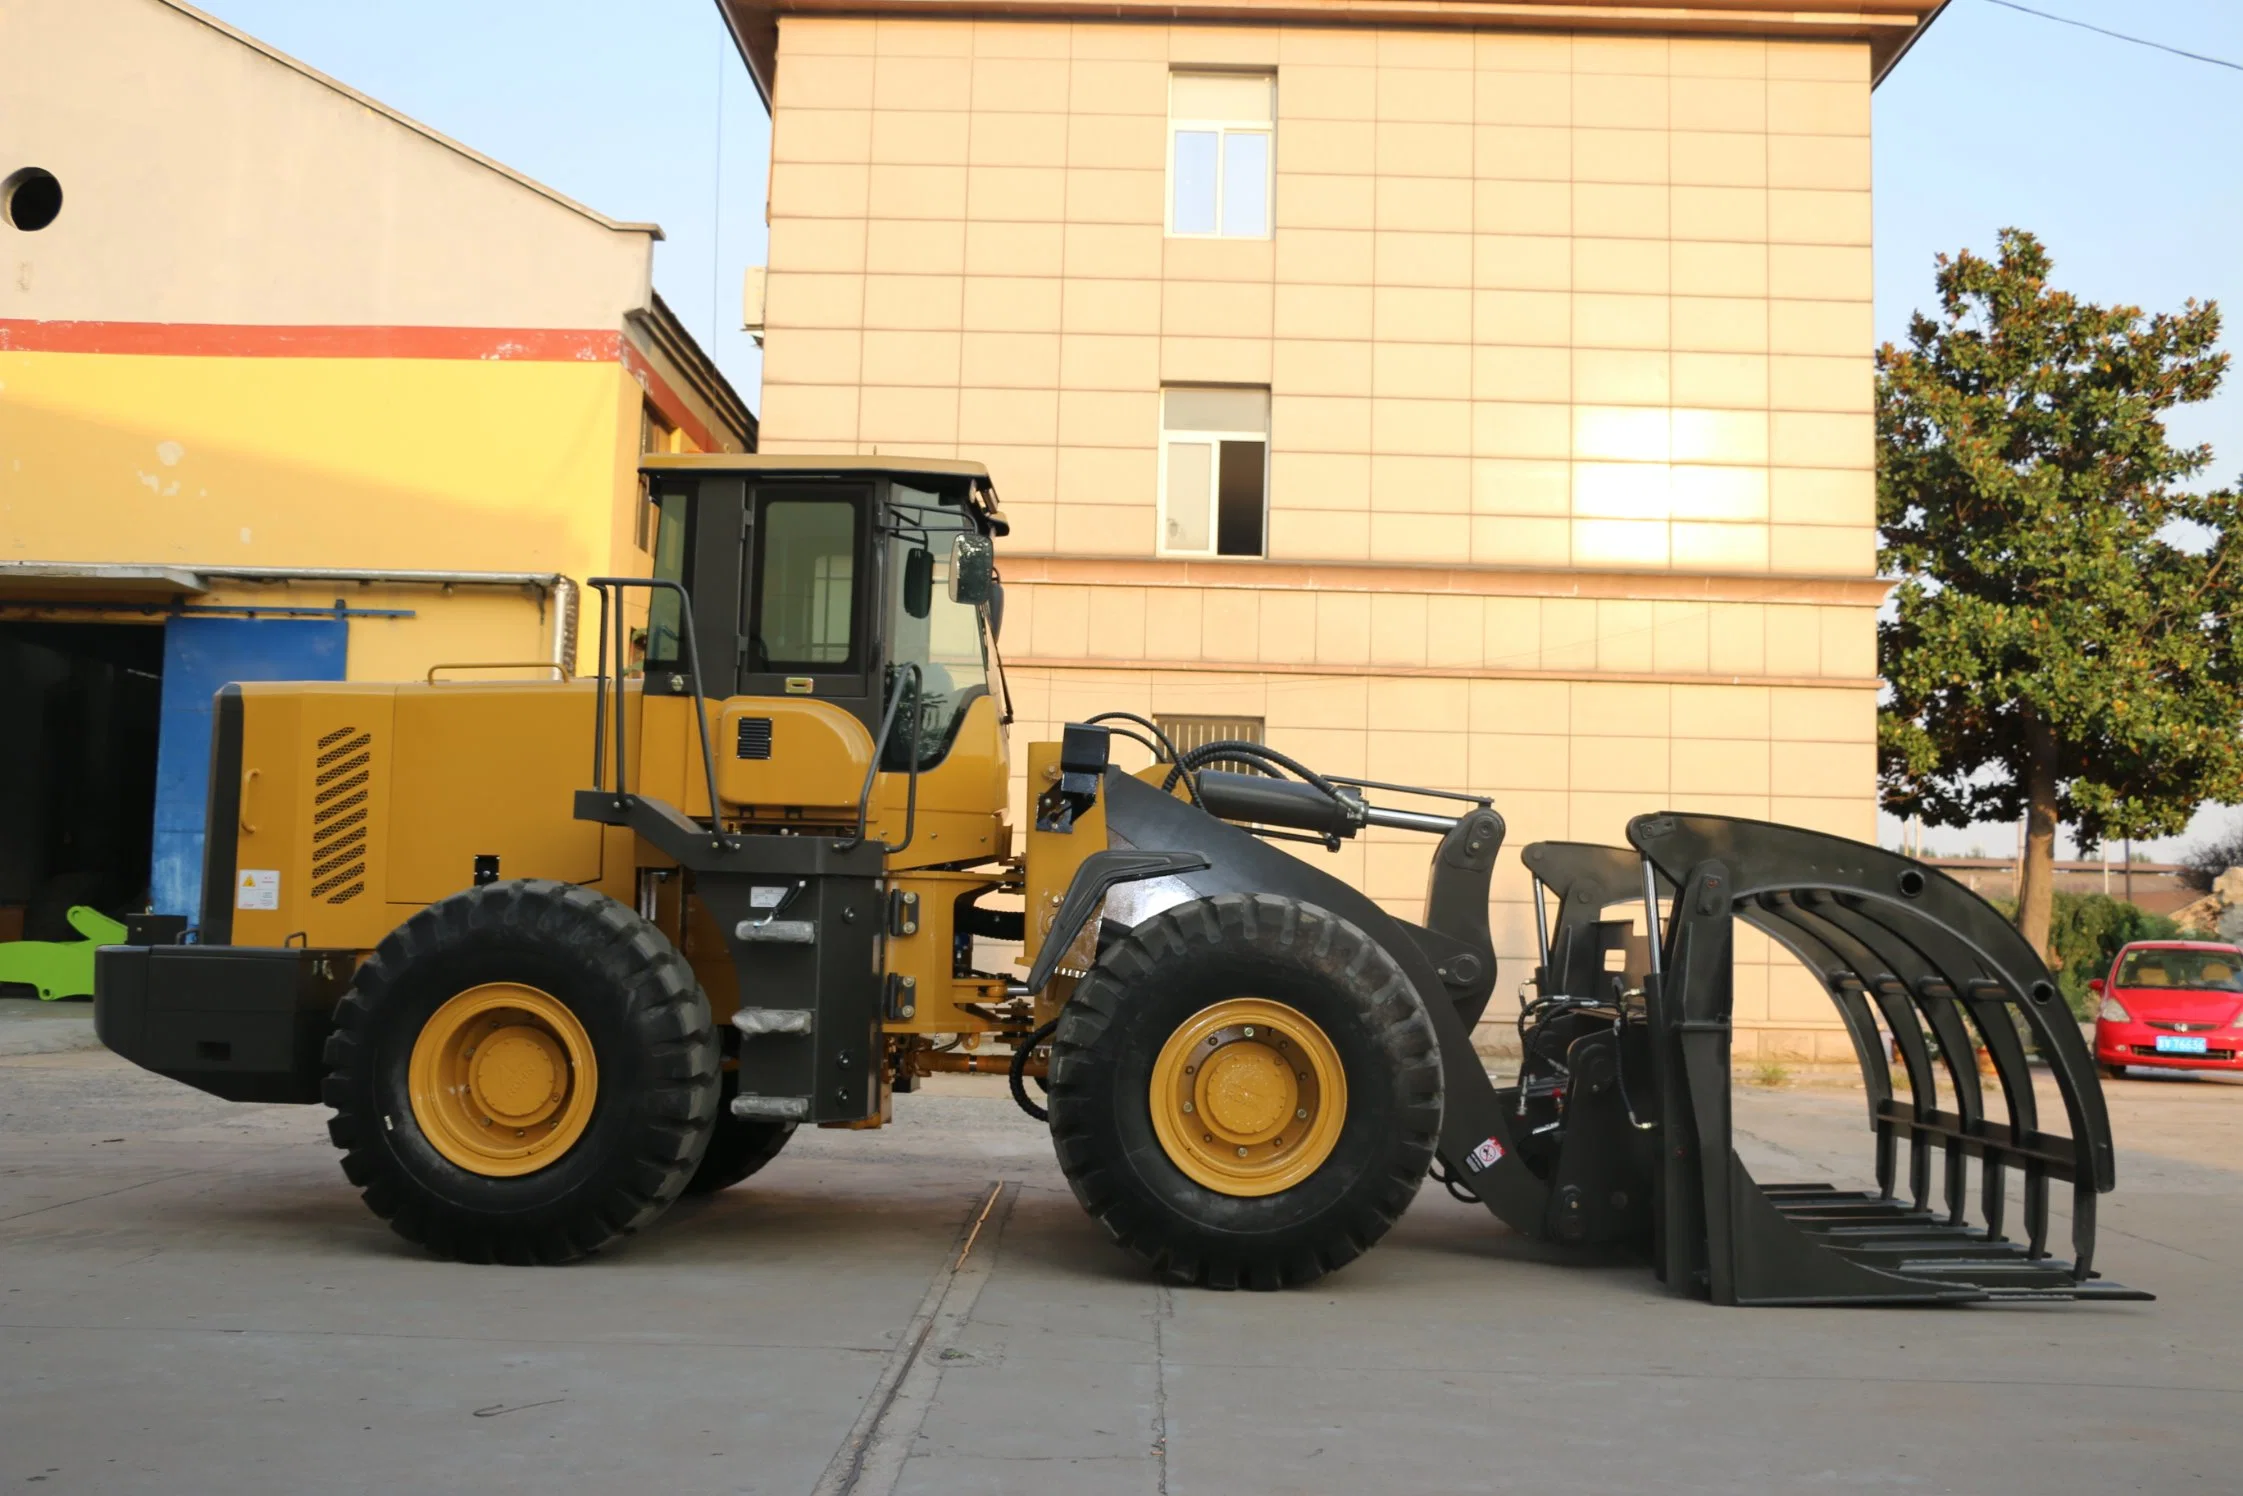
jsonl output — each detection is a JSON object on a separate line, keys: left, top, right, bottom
{"left": 95, "top": 455, "right": 2146, "bottom": 1303}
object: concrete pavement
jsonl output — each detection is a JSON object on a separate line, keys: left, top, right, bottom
{"left": 2, "top": 1049, "right": 2237, "bottom": 1494}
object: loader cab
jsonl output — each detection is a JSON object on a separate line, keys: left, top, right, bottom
{"left": 635, "top": 456, "right": 1009, "bottom": 771}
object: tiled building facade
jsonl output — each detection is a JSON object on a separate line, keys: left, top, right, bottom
{"left": 730, "top": 0, "right": 1937, "bottom": 1057}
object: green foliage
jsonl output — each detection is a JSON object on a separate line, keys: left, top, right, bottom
{"left": 1877, "top": 229, "right": 2243, "bottom": 947}
{"left": 1992, "top": 890, "right": 2179, "bottom": 1018}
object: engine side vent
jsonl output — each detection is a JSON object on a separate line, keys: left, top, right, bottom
{"left": 311, "top": 729, "right": 372, "bottom": 904}
{"left": 736, "top": 716, "right": 774, "bottom": 761}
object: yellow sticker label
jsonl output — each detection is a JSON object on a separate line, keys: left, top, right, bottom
{"left": 784, "top": 676, "right": 814, "bottom": 695}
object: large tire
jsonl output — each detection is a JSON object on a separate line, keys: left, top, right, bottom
{"left": 323, "top": 879, "right": 719, "bottom": 1264}
{"left": 684, "top": 1068, "right": 795, "bottom": 1193}
{"left": 1047, "top": 893, "right": 1443, "bottom": 1290}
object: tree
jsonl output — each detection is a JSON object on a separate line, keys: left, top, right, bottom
{"left": 2179, "top": 821, "right": 2243, "bottom": 891}
{"left": 1993, "top": 891, "right": 2179, "bottom": 1019}
{"left": 1878, "top": 229, "right": 2243, "bottom": 964}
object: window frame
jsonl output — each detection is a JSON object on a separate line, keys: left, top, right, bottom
{"left": 1157, "top": 410, "right": 1270, "bottom": 560}
{"left": 1165, "top": 73, "right": 1275, "bottom": 241}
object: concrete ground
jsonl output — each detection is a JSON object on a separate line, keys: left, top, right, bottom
{"left": 2, "top": 1034, "right": 2237, "bottom": 1494}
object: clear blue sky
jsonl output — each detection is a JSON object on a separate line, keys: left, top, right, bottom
{"left": 202, "top": 0, "right": 2243, "bottom": 860}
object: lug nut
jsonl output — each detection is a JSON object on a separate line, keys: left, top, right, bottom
{"left": 1242, "top": 1026, "right": 1255, "bottom": 1038}
{"left": 1235, "top": 1146, "right": 1248, "bottom": 1157}
{"left": 1296, "top": 1108, "right": 1308, "bottom": 1119}
{"left": 1182, "top": 1101, "right": 1195, "bottom": 1114}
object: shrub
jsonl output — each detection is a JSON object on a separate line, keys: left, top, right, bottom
{"left": 1994, "top": 891, "right": 2180, "bottom": 1019}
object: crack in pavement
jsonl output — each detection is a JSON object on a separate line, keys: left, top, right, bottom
{"left": 812, "top": 1180, "right": 1017, "bottom": 1496}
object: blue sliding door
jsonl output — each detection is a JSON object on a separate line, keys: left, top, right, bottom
{"left": 150, "top": 617, "right": 347, "bottom": 920}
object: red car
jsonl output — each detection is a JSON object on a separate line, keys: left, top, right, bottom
{"left": 2091, "top": 940, "right": 2243, "bottom": 1078}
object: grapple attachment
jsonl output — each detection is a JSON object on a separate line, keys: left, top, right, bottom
{"left": 1541, "top": 813, "right": 2148, "bottom": 1305}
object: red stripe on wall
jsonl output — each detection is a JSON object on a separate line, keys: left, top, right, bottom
{"left": 0, "top": 318, "right": 624, "bottom": 362}
{"left": 619, "top": 339, "right": 719, "bottom": 455}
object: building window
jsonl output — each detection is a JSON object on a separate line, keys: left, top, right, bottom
{"left": 1155, "top": 714, "right": 1265, "bottom": 759}
{"left": 1160, "top": 387, "right": 1268, "bottom": 558}
{"left": 1168, "top": 72, "right": 1272, "bottom": 239}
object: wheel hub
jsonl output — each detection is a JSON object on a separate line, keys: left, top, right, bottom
{"left": 1198, "top": 1042, "right": 1296, "bottom": 1145}
{"left": 1149, "top": 998, "right": 1346, "bottom": 1197}
{"left": 408, "top": 982, "right": 598, "bottom": 1177}
{"left": 468, "top": 1026, "right": 568, "bottom": 1127}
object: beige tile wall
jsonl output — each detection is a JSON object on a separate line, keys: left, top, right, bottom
{"left": 1000, "top": 663, "right": 1875, "bottom": 1058}
{"left": 760, "top": 16, "right": 1875, "bottom": 580}
{"left": 756, "top": 14, "right": 1882, "bottom": 1054}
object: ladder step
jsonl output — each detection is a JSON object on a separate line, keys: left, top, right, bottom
{"left": 734, "top": 1007, "right": 814, "bottom": 1037}
{"left": 732, "top": 1093, "right": 809, "bottom": 1121}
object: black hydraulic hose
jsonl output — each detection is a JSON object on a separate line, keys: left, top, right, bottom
{"left": 1101, "top": 726, "right": 1167, "bottom": 761}
{"left": 1010, "top": 1017, "right": 1060, "bottom": 1122}
{"left": 1085, "top": 712, "right": 1202, "bottom": 805}
{"left": 1173, "top": 739, "right": 1351, "bottom": 808}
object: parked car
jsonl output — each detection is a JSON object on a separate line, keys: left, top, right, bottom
{"left": 2091, "top": 941, "right": 2243, "bottom": 1078}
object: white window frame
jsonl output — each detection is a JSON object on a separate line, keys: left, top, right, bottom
{"left": 1158, "top": 418, "right": 1269, "bottom": 560}
{"left": 1166, "top": 75, "right": 1274, "bottom": 241}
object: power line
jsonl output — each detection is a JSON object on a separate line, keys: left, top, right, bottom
{"left": 1981, "top": 0, "right": 2243, "bottom": 72}
{"left": 711, "top": 49, "right": 726, "bottom": 355}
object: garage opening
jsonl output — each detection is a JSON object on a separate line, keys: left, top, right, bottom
{"left": 0, "top": 622, "right": 165, "bottom": 951}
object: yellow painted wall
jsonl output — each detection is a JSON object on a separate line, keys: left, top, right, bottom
{"left": 0, "top": 349, "right": 646, "bottom": 676}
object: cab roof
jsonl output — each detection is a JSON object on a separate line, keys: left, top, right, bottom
{"left": 638, "top": 453, "right": 1006, "bottom": 533}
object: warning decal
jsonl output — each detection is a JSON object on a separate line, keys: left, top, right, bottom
{"left": 237, "top": 869, "right": 280, "bottom": 911}
{"left": 1466, "top": 1136, "right": 1506, "bottom": 1172}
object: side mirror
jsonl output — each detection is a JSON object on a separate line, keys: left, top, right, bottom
{"left": 949, "top": 532, "right": 995, "bottom": 606}
{"left": 2087, "top": 977, "right": 2105, "bottom": 995}
{"left": 902, "top": 546, "right": 934, "bottom": 620}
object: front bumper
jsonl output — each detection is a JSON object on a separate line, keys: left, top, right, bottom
{"left": 94, "top": 945, "right": 357, "bottom": 1103}
{"left": 2094, "top": 1019, "right": 2243, "bottom": 1072}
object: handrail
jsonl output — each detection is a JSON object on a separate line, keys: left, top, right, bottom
{"left": 425, "top": 661, "right": 569, "bottom": 683}
{"left": 839, "top": 664, "right": 922, "bottom": 855}
{"left": 586, "top": 576, "right": 729, "bottom": 853}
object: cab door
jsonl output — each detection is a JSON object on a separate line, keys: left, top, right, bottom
{"left": 738, "top": 482, "right": 878, "bottom": 732}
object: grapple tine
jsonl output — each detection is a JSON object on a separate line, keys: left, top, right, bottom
{"left": 1601, "top": 811, "right": 2151, "bottom": 1306}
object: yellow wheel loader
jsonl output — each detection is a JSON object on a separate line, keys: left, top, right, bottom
{"left": 95, "top": 456, "right": 2146, "bottom": 1303}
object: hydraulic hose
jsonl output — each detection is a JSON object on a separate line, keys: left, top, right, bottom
{"left": 1010, "top": 1018, "right": 1060, "bottom": 1122}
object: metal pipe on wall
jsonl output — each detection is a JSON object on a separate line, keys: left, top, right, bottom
{"left": 194, "top": 567, "right": 578, "bottom": 677}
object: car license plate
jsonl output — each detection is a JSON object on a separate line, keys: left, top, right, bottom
{"left": 2154, "top": 1034, "right": 2210, "bottom": 1055}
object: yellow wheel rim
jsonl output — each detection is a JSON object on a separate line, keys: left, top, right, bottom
{"left": 408, "top": 982, "right": 598, "bottom": 1177}
{"left": 1148, "top": 998, "right": 1347, "bottom": 1198}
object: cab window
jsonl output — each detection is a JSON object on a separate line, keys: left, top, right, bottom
{"left": 643, "top": 486, "right": 691, "bottom": 669}
{"left": 753, "top": 497, "right": 860, "bottom": 673}
{"left": 885, "top": 485, "right": 989, "bottom": 770}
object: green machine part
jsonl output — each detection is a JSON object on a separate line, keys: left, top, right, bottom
{"left": 0, "top": 907, "right": 130, "bottom": 1001}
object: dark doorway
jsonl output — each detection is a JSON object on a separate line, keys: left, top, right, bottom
{"left": 0, "top": 622, "right": 165, "bottom": 943}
